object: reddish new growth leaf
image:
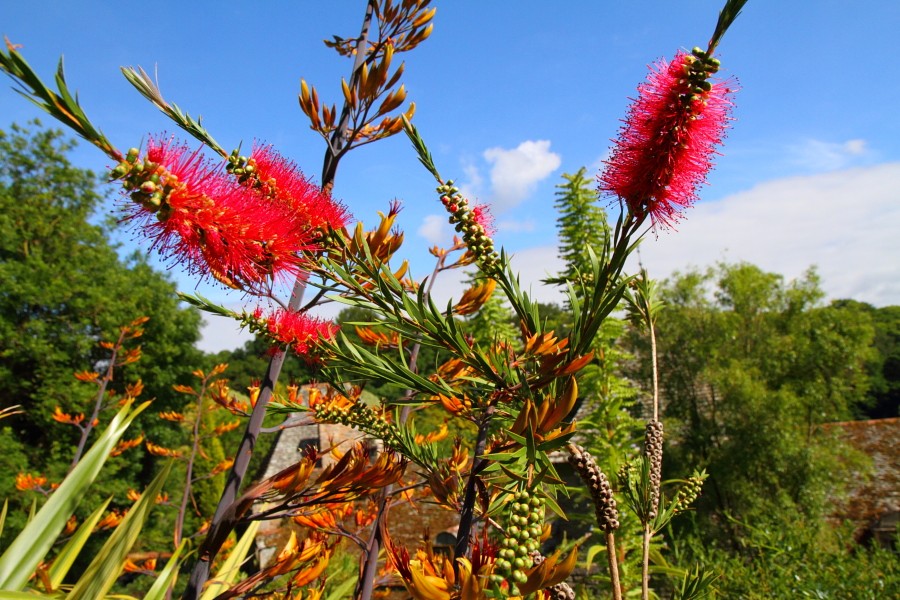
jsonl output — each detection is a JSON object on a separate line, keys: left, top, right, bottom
{"left": 599, "top": 49, "right": 734, "bottom": 229}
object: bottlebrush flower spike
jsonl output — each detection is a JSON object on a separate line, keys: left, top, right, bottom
{"left": 115, "top": 137, "right": 319, "bottom": 290}
{"left": 228, "top": 143, "right": 351, "bottom": 233}
{"left": 247, "top": 306, "right": 338, "bottom": 356}
{"left": 599, "top": 47, "right": 735, "bottom": 229}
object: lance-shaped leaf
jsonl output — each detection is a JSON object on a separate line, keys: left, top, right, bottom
{"left": 46, "top": 497, "right": 113, "bottom": 589}
{"left": 199, "top": 520, "right": 260, "bottom": 600}
{"left": 0, "top": 400, "right": 149, "bottom": 590}
{"left": 68, "top": 460, "right": 173, "bottom": 600}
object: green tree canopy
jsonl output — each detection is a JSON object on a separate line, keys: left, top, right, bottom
{"left": 638, "top": 262, "right": 876, "bottom": 544}
{"left": 0, "top": 122, "right": 204, "bottom": 545}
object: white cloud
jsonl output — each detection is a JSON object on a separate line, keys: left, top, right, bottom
{"left": 633, "top": 162, "right": 900, "bottom": 306}
{"left": 496, "top": 218, "right": 536, "bottom": 233}
{"left": 482, "top": 140, "right": 561, "bottom": 210}
{"left": 197, "top": 313, "right": 253, "bottom": 353}
{"left": 789, "top": 138, "right": 868, "bottom": 171}
{"left": 418, "top": 213, "right": 451, "bottom": 245}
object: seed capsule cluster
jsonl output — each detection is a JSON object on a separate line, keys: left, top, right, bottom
{"left": 568, "top": 444, "right": 619, "bottom": 532}
{"left": 546, "top": 581, "right": 576, "bottom": 600}
{"left": 493, "top": 490, "right": 545, "bottom": 594}
{"left": 644, "top": 420, "right": 664, "bottom": 519}
{"left": 225, "top": 150, "right": 258, "bottom": 186}
{"left": 437, "top": 180, "right": 500, "bottom": 276}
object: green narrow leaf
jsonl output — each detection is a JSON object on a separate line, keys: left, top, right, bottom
{"left": 540, "top": 491, "right": 568, "bottom": 521}
{"left": 200, "top": 520, "right": 261, "bottom": 600}
{"left": 68, "top": 460, "right": 173, "bottom": 600}
{"left": 142, "top": 539, "right": 188, "bottom": 600}
{"left": 324, "top": 573, "right": 359, "bottom": 600}
{"left": 0, "top": 500, "right": 6, "bottom": 539}
{"left": 47, "top": 497, "right": 113, "bottom": 589}
{"left": 0, "top": 400, "right": 149, "bottom": 590}
{"left": 584, "top": 543, "right": 606, "bottom": 573}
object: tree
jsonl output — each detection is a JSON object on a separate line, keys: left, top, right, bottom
{"left": 0, "top": 122, "right": 204, "bottom": 547}
{"left": 550, "top": 167, "right": 640, "bottom": 472}
{"left": 553, "top": 167, "right": 611, "bottom": 292}
{"left": 833, "top": 300, "right": 900, "bottom": 418}
{"left": 640, "top": 263, "right": 875, "bottom": 544}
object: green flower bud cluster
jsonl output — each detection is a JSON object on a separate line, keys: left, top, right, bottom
{"left": 670, "top": 474, "right": 704, "bottom": 515}
{"left": 492, "top": 490, "right": 545, "bottom": 594}
{"left": 313, "top": 400, "right": 393, "bottom": 441}
{"left": 225, "top": 149, "right": 256, "bottom": 183}
{"left": 110, "top": 147, "right": 173, "bottom": 221}
{"left": 437, "top": 180, "right": 500, "bottom": 276}
{"left": 644, "top": 420, "right": 664, "bottom": 519}
{"left": 568, "top": 444, "right": 619, "bottom": 532}
{"left": 681, "top": 47, "right": 723, "bottom": 106}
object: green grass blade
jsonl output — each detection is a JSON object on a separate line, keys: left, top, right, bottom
{"left": 68, "top": 460, "right": 173, "bottom": 600}
{"left": 199, "top": 520, "right": 260, "bottom": 600}
{"left": 47, "top": 497, "right": 113, "bottom": 589}
{"left": 0, "top": 400, "right": 149, "bottom": 590}
{"left": 142, "top": 539, "right": 188, "bottom": 600}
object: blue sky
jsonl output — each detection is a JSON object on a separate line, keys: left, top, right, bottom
{"left": 3, "top": 1, "right": 899, "bottom": 350}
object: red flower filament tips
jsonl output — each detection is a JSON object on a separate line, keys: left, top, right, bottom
{"left": 599, "top": 48, "right": 735, "bottom": 228}
{"left": 116, "top": 137, "right": 347, "bottom": 290}
{"left": 251, "top": 307, "right": 338, "bottom": 356}
{"left": 230, "top": 143, "right": 351, "bottom": 233}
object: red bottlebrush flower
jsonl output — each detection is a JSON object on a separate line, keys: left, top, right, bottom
{"left": 252, "top": 307, "right": 338, "bottom": 355}
{"left": 248, "top": 143, "right": 351, "bottom": 232}
{"left": 599, "top": 49, "right": 734, "bottom": 228}
{"left": 122, "top": 137, "right": 316, "bottom": 290}
{"left": 471, "top": 202, "right": 496, "bottom": 236}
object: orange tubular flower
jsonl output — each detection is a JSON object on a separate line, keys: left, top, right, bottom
{"left": 95, "top": 510, "right": 125, "bottom": 530}
{"left": 74, "top": 370, "right": 100, "bottom": 383}
{"left": 15, "top": 472, "right": 48, "bottom": 492}
{"left": 110, "top": 434, "right": 144, "bottom": 457}
{"left": 453, "top": 278, "right": 497, "bottom": 316}
{"left": 52, "top": 406, "right": 85, "bottom": 426}
{"left": 145, "top": 441, "right": 182, "bottom": 458}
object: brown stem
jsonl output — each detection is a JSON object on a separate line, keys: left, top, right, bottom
{"left": 641, "top": 524, "right": 651, "bottom": 600}
{"left": 183, "top": 5, "right": 377, "bottom": 599}
{"left": 172, "top": 377, "right": 210, "bottom": 549}
{"left": 70, "top": 330, "right": 124, "bottom": 469}
{"left": 182, "top": 344, "right": 295, "bottom": 599}
{"left": 452, "top": 409, "right": 492, "bottom": 567}
{"left": 322, "top": 1, "right": 377, "bottom": 192}
{"left": 607, "top": 531, "right": 623, "bottom": 600}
